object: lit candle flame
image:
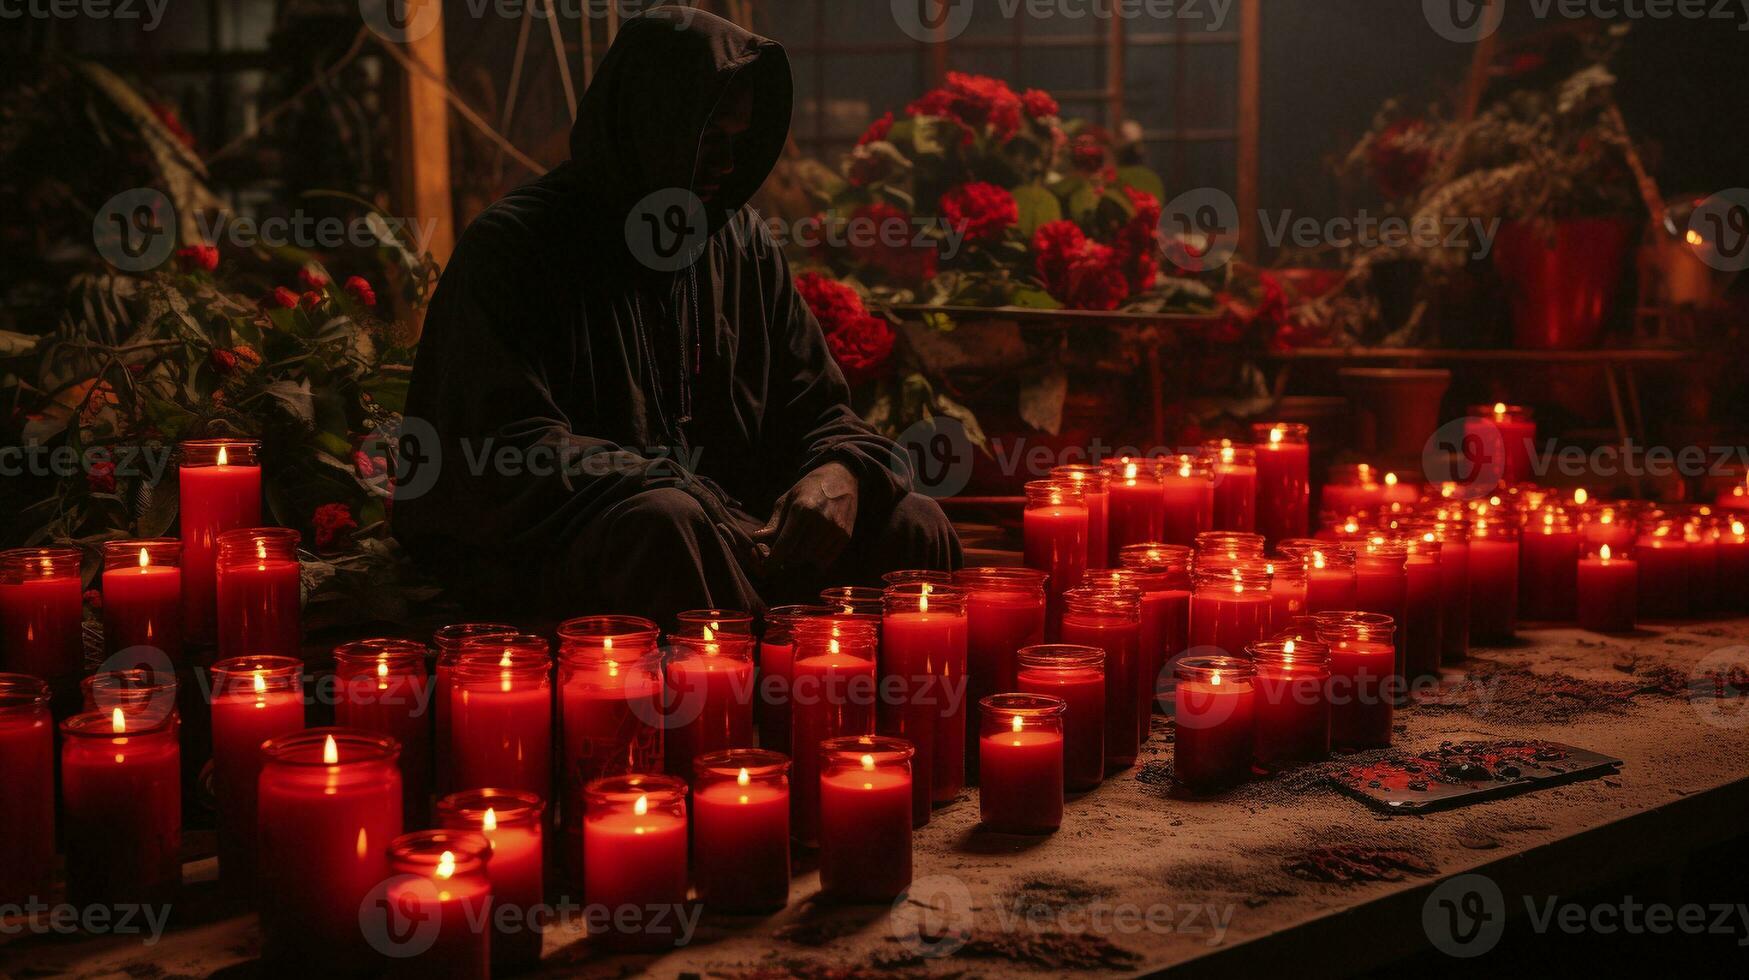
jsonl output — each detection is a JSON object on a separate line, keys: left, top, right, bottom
{"left": 702, "top": 625, "right": 715, "bottom": 643}
{"left": 633, "top": 794, "right": 648, "bottom": 816}
{"left": 1574, "top": 488, "right": 1589, "bottom": 505}
{"left": 1011, "top": 714, "right": 1023, "bottom": 734}
{"left": 1384, "top": 472, "right": 1398, "bottom": 487}
{"left": 217, "top": 445, "right": 228, "bottom": 466}
{"left": 1686, "top": 228, "right": 1704, "bottom": 246}
{"left": 737, "top": 767, "right": 750, "bottom": 787}
{"left": 1178, "top": 461, "right": 1192, "bottom": 479}
{"left": 1124, "top": 461, "right": 1139, "bottom": 482}
{"left": 253, "top": 670, "right": 267, "bottom": 695}
{"left": 1211, "top": 670, "right": 1223, "bottom": 686}
{"left": 111, "top": 707, "right": 126, "bottom": 733}
{"left": 499, "top": 648, "right": 513, "bottom": 668}
{"left": 1600, "top": 544, "right": 1612, "bottom": 562}
{"left": 323, "top": 734, "right": 339, "bottom": 764}
{"left": 1283, "top": 639, "right": 1296, "bottom": 655}
{"left": 138, "top": 547, "right": 150, "bottom": 569}
{"left": 483, "top": 808, "right": 497, "bottom": 832}
{"left": 436, "top": 850, "right": 456, "bottom": 880}
{"left": 1734, "top": 521, "right": 1745, "bottom": 537}
{"left": 1493, "top": 402, "right": 1508, "bottom": 418}
{"left": 1312, "top": 551, "right": 1327, "bottom": 570}
{"left": 1220, "top": 446, "right": 1235, "bottom": 465}
{"left": 829, "top": 637, "right": 840, "bottom": 655}
{"left": 860, "top": 753, "right": 875, "bottom": 771}
{"left": 1269, "top": 426, "right": 1284, "bottom": 445}
{"left": 918, "top": 586, "right": 930, "bottom": 615}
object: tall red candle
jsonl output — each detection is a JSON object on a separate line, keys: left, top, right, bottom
{"left": 1316, "top": 614, "right": 1396, "bottom": 749}
{"left": 664, "top": 628, "right": 755, "bottom": 775}
{"left": 1058, "top": 585, "right": 1142, "bottom": 772}
{"left": 1024, "top": 479, "right": 1089, "bottom": 634}
{"left": 756, "top": 605, "right": 833, "bottom": 759}
{"left": 378, "top": 830, "right": 494, "bottom": 980}
{"left": 1519, "top": 508, "right": 1580, "bottom": 621}
{"left": 1430, "top": 519, "right": 1471, "bottom": 664}
{"left": 1577, "top": 544, "right": 1637, "bottom": 633}
{"left": 178, "top": 439, "right": 261, "bottom": 643}
{"left": 1172, "top": 655, "right": 1256, "bottom": 792}
{"left": 335, "top": 639, "right": 432, "bottom": 825}
{"left": 1402, "top": 534, "right": 1444, "bottom": 682}
{"left": 1318, "top": 463, "right": 1386, "bottom": 520}
{"left": 1053, "top": 464, "right": 1111, "bottom": 567}
{"left": 0, "top": 546, "right": 84, "bottom": 683}
{"left": 257, "top": 729, "right": 403, "bottom": 973}
{"left": 210, "top": 655, "right": 305, "bottom": 893}
{"left": 789, "top": 618, "right": 877, "bottom": 844}
{"left": 1158, "top": 455, "right": 1215, "bottom": 547}
{"left": 1353, "top": 540, "right": 1409, "bottom": 679}
{"left": 1107, "top": 461, "right": 1166, "bottom": 555}
{"left": 1253, "top": 423, "right": 1310, "bottom": 546}
{"left": 60, "top": 706, "right": 181, "bottom": 906}
{"left": 881, "top": 583, "right": 966, "bottom": 804}
{"left": 0, "top": 674, "right": 54, "bottom": 906}
{"left": 1467, "top": 403, "right": 1536, "bottom": 487}
{"left": 433, "top": 623, "right": 518, "bottom": 796}
{"left": 1189, "top": 563, "right": 1275, "bottom": 658}
{"left": 1015, "top": 644, "right": 1105, "bottom": 791}
{"left": 101, "top": 539, "right": 183, "bottom": 665}
{"left": 1247, "top": 640, "right": 1330, "bottom": 773}
{"left": 692, "top": 748, "right": 790, "bottom": 913}
{"left": 1205, "top": 442, "right": 1258, "bottom": 533}
{"left": 449, "top": 636, "right": 552, "bottom": 797}
{"left": 1084, "top": 567, "right": 1173, "bottom": 739}
{"left": 1118, "top": 543, "right": 1193, "bottom": 714}
{"left": 817, "top": 735, "right": 913, "bottom": 903}
{"left": 1468, "top": 517, "right": 1521, "bottom": 642}
{"left": 436, "top": 789, "right": 546, "bottom": 973}
{"left": 956, "top": 567, "right": 1047, "bottom": 709}
{"left": 1635, "top": 522, "right": 1690, "bottom": 620}
{"left": 215, "top": 527, "right": 301, "bottom": 660}
{"left": 1719, "top": 520, "right": 1749, "bottom": 613}
{"left": 556, "top": 616, "right": 664, "bottom": 877}
{"left": 978, "top": 694, "right": 1066, "bottom": 834}
{"left": 583, "top": 774, "right": 689, "bottom": 952}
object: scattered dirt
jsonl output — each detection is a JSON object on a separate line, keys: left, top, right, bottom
{"left": 773, "top": 917, "right": 869, "bottom": 948}
{"left": 1283, "top": 845, "right": 1437, "bottom": 884}
{"left": 1416, "top": 659, "right": 1686, "bottom": 723}
{"left": 872, "top": 930, "right": 1141, "bottom": 972}
{"left": 1009, "top": 876, "right": 1116, "bottom": 914}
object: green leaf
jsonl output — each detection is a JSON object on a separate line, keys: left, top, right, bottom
{"left": 1068, "top": 183, "right": 1101, "bottom": 224}
{"left": 1115, "top": 166, "right": 1166, "bottom": 201}
{"left": 931, "top": 389, "right": 990, "bottom": 454}
{"left": 1009, "top": 286, "right": 1063, "bottom": 310}
{"left": 362, "top": 376, "right": 410, "bottom": 414}
{"left": 1010, "top": 184, "right": 1063, "bottom": 239}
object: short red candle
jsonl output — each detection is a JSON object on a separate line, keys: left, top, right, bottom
{"left": 789, "top": 619, "right": 877, "bottom": 844}
{"left": 1015, "top": 644, "right": 1105, "bottom": 791}
{"left": 60, "top": 706, "right": 181, "bottom": 906}
{"left": 0, "top": 546, "right": 84, "bottom": 682}
{"left": 1189, "top": 564, "right": 1275, "bottom": 658}
{"left": 433, "top": 623, "right": 518, "bottom": 796}
{"left": 1107, "top": 460, "right": 1167, "bottom": 557}
{"left": 1519, "top": 509, "right": 1580, "bottom": 621}
{"left": 215, "top": 527, "right": 301, "bottom": 660}
{"left": 978, "top": 694, "right": 1066, "bottom": 834}
{"left": 178, "top": 439, "right": 261, "bottom": 643}
{"left": 583, "top": 774, "right": 689, "bottom": 952}
{"left": 1118, "top": 543, "right": 1194, "bottom": 714}
{"left": 1319, "top": 463, "right": 1385, "bottom": 518}
{"left": 1578, "top": 544, "right": 1638, "bottom": 633}
{"left": 1253, "top": 423, "right": 1310, "bottom": 546}
{"left": 663, "top": 629, "right": 754, "bottom": 774}
{"left": 956, "top": 567, "right": 1047, "bottom": 713}
{"left": 557, "top": 616, "right": 664, "bottom": 877}
{"left": 210, "top": 655, "right": 304, "bottom": 893}
{"left": 0, "top": 674, "right": 54, "bottom": 906}
{"left": 1247, "top": 641, "right": 1330, "bottom": 773}
{"left": 881, "top": 583, "right": 967, "bottom": 804}
{"left": 257, "top": 729, "right": 403, "bottom": 973}
{"left": 379, "top": 830, "right": 494, "bottom": 980}
{"left": 1053, "top": 464, "right": 1111, "bottom": 567}
{"left": 1580, "top": 504, "right": 1637, "bottom": 555}
{"left": 1265, "top": 559, "right": 1308, "bottom": 639}
{"left": 1290, "top": 545, "right": 1356, "bottom": 618}
{"left": 436, "top": 789, "right": 546, "bottom": 973}
{"left": 1158, "top": 455, "right": 1215, "bottom": 547}
{"left": 692, "top": 748, "right": 791, "bottom": 913}
{"left": 1172, "top": 656, "right": 1256, "bottom": 792}
{"left": 1636, "top": 523, "right": 1690, "bottom": 620}
{"left": 101, "top": 539, "right": 184, "bottom": 665}
{"left": 1467, "top": 403, "right": 1536, "bottom": 486}
{"left": 1024, "top": 479, "right": 1089, "bottom": 634}
{"left": 449, "top": 635, "right": 552, "bottom": 798}
{"left": 757, "top": 605, "right": 836, "bottom": 760}
{"left": 817, "top": 735, "right": 913, "bottom": 903}
{"left": 1317, "top": 614, "right": 1396, "bottom": 750}
{"left": 1468, "top": 518, "right": 1521, "bottom": 642}
{"left": 335, "top": 639, "right": 432, "bottom": 825}
{"left": 1205, "top": 442, "right": 1258, "bottom": 533}
{"left": 1059, "top": 585, "right": 1142, "bottom": 771}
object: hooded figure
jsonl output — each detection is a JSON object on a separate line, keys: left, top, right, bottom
{"left": 395, "top": 8, "right": 959, "bottom": 625}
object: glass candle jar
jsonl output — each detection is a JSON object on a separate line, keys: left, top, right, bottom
{"left": 817, "top": 734, "right": 914, "bottom": 903}
{"left": 1400, "top": 533, "right": 1444, "bottom": 682}
{"left": 433, "top": 623, "right": 519, "bottom": 795}
{"left": 435, "top": 788, "right": 546, "bottom": 973}
{"left": 81, "top": 667, "right": 178, "bottom": 723}
{"left": 1263, "top": 556, "right": 1308, "bottom": 639}
{"left": 1059, "top": 585, "right": 1143, "bottom": 772}
{"left": 788, "top": 617, "right": 877, "bottom": 845}
{"left": 663, "top": 628, "right": 755, "bottom": 776}
{"left": 1580, "top": 503, "right": 1636, "bottom": 555}
{"left": 257, "top": 729, "right": 403, "bottom": 973}
{"left": 1196, "top": 531, "right": 1266, "bottom": 560}
{"left": 335, "top": 638, "right": 432, "bottom": 823}
{"left": 1635, "top": 519, "right": 1690, "bottom": 620}
{"left": 1353, "top": 540, "right": 1409, "bottom": 675}
{"left": 100, "top": 539, "right": 183, "bottom": 665}
{"left": 557, "top": 615, "right": 663, "bottom": 879}
{"left": 1427, "top": 519, "right": 1471, "bottom": 665}
{"left": 1084, "top": 568, "right": 1171, "bottom": 742}
{"left": 1319, "top": 462, "right": 1385, "bottom": 518}
{"left": 818, "top": 586, "right": 885, "bottom": 621}
{"left": 1103, "top": 461, "right": 1163, "bottom": 560}
{"left": 1253, "top": 423, "right": 1310, "bottom": 546}
{"left": 1024, "top": 479, "right": 1090, "bottom": 634}
{"left": 0, "top": 673, "right": 54, "bottom": 906}
{"left": 1189, "top": 563, "right": 1275, "bottom": 658}
{"left": 0, "top": 546, "right": 83, "bottom": 682}
{"left": 60, "top": 706, "right": 181, "bottom": 907}
{"left": 1316, "top": 614, "right": 1397, "bottom": 750}
{"left": 954, "top": 567, "right": 1047, "bottom": 785}
{"left": 1172, "top": 656, "right": 1256, "bottom": 792}
{"left": 1520, "top": 508, "right": 1580, "bottom": 622}
{"left": 1052, "top": 463, "right": 1111, "bottom": 566}
{"left": 583, "top": 774, "right": 689, "bottom": 952}
{"left": 209, "top": 655, "right": 304, "bottom": 892}
{"left": 978, "top": 694, "right": 1066, "bottom": 834}
{"left": 880, "top": 569, "right": 956, "bottom": 588}
{"left": 1118, "top": 542, "right": 1193, "bottom": 713}
{"left": 1204, "top": 442, "right": 1258, "bottom": 533}
{"left": 449, "top": 636, "right": 552, "bottom": 798}
{"left": 691, "top": 748, "right": 790, "bottom": 913}
{"left": 215, "top": 527, "right": 301, "bottom": 660}
{"left": 881, "top": 583, "right": 967, "bottom": 805}
{"left": 177, "top": 438, "right": 261, "bottom": 643}
{"left": 674, "top": 607, "right": 754, "bottom": 638}
{"left": 1015, "top": 645, "right": 1105, "bottom": 791}
{"left": 1468, "top": 516, "right": 1521, "bottom": 642}
{"left": 379, "top": 830, "right": 494, "bottom": 980}
{"left": 1247, "top": 640, "right": 1331, "bottom": 772}
{"left": 756, "top": 604, "right": 834, "bottom": 754}
{"left": 1466, "top": 403, "right": 1536, "bottom": 487}
{"left": 1578, "top": 543, "right": 1638, "bottom": 633}
{"left": 1157, "top": 454, "right": 1215, "bottom": 546}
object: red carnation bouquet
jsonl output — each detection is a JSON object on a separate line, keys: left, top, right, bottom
{"left": 794, "top": 271, "right": 895, "bottom": 387}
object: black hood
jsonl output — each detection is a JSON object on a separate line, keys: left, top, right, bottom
{"left": 569, "top": 6, "right": 792, "bottom": 235}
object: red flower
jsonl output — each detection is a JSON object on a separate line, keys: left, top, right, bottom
{"left": 297, "top": 268, "right": 329, "bottom": 291}
{"left": 87, "top": 460, "right": 117, "bottom": 494}
{"left": 210, "top": 348, "right": 239, "bottom": 375}
{"left": 1368, "top": 118, "right": 1435, "bottom": 200}
{"left": 940, "top": 182, "right": 1019, "bottom": 245}
{"left": 847, "top": 144, "right": 893, "bottom": 188}
{"left": 299, "top": 291, "right": 323, "bottom": 310}
{"left": 906, "top": 72, "right": 1024, "bottom": 142}
{"left": 265, "top": 286, "right": 300, "bottom": 309}
{"left": 353, "top": 451, "right": 384, "bottom": 479}
{"left": 1113, "top": 187, "right": 1162, "bottom": 293}
{"left": 794, "top": 272, "right": 895, "bottom": 387}
{"left": 850, "top": 203, "right": 938, "bottom": 283}
{"left": 1070, "top": 133, "right": 1109, "bottom": 173}
{"left": 313, "top": 503, "right": 359, "bottom": 552}
{"left": 1021, "top": 89, "right": 1059, "bottom": 120}
{"left": 344, "top": 276, "right": 377, "bottom": 307}
{"left": 84, "top": 589, "right": 103, "bottom": 612}
{"left": 233, "top": 345, "right": 262, "bottom": 370}
{"left": 857, "top": 111, "right": 895, "bottom": 146}
{"left": 1033, "top": 220, "right": 1130, "bottom": 311}
{"left": 175, "top": 245, "right": 219, "bottom": 273}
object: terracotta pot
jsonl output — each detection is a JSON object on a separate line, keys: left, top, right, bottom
{"left": 1492, "top": 219, "right": 1633, "bottom": 349}
{"left": 1338, "top": 368, "right": 1452, "bottom": 463}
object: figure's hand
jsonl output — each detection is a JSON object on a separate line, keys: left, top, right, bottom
{"left": 753, "top": 462, "right": 859, "bottom": 573}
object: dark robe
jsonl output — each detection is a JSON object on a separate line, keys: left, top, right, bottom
{"left": 393, "top": 8, "right": 959, "bottom": 625}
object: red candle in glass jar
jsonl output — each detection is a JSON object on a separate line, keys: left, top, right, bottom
{"left": 1265, "top": 559, "right": 1308, "bottom": 638}
{"left": 210, "top": 655, "right": 304, "bottom": 892}
{"left": 0, "top": 674, "right": 54, "bottom": 906}
{"left": 1685, "top": 520, "right": 1719, "bottom": 615}
{"left": 1468, "top": 517, "right": 1521, "bottom": 642}
{"left": 956, "top": 567, "right": 1048, "bottom": 713}
{"left": 817, "top": 735, "right": 913, "bottom": 903}
{"left": 1189, "top": 564, "right": 1275, "bottom": 658}
{"left": 0, "top": 547, "right": 84, "bottom": 683}
{"left": 1519, "top": 509, "right": 1580, "bottom": 621}
{"left": 1015, "top": 645, "right": 1105, "bottom": 790}
{"left": 1253, "top": 424, "right": 1310, "bottom": 546}
{"left": 1172, "top": 656, "right": 1256, "bottom": 792}
{"left": 1467, "top": 403, "right": 1536, "bottom": 487}
{"left": 1316, "top": 614, "right": 1396, "bottom": 750}
{"left": 1431, "top": 521, "right": 1471, "bottom": 665}
{"left": 1058, "top": 585, "right": 1142, "bottom": 772}
{"left": 449, "top": 635, "right": 552, "bottom": 798}
{"left": 101, "top": 540, "right": 183, "bottom": 665}
{"left": 1577, "top": 544, "right": 1637, "bottom": 633}
{"left": 1053, "top": 464, "right": 1110, "bottom": 567}
{"left": 1107, "top": 461, "right": 1166, "bottom": 554}
{"left": 257, "top": 729, "right": 404, "bottom": 973}
{"left": 433, "top": 623, "right": 518, "bottom": 796}
{"left": 436, "top": 789, "right": 546, "bottom": 973}
{"left": 377, "top": 830, "right": 494, "bottom": 980}
{"left": 178, "top": 439, "right": 261, "bottom": 643}
{"left": 978, "top": 694, "right": 1066, "bottom": 834}
{"left": 1580, "top": 504, "right": 1636, "bottom": 555}
{"left": 1719, "top": 521, "right": 1749, "bottom": 612}
{"left": 1158, "top": 455, "right": 1215, "bottom": 547}
{"left": 789, "top": 618, "right": 877, "bottom": 844}
{"left": 757, "top": 605, "right": 834, "bottom": 759}
{"left": 881, "top": 583, "right": 967, "bottom": 804}
{"left": 335, "top": 639, "right": 432, "bottom": 825}
{"left": 1247, "top": 640, "right": 1330, "bottom": 773}
{"left": 60, "top": 706, "right": 181, "bottom": 906}
{"left": 692, "top": 748, "right": 790, "bottom": 913}
{"left": 1635, "top": 523, "right": 1690, "bottom": 620}
{"left": 1319, "top": 464, "right": 1385, "bottom": 519}
{"left": 215, "top": 527, "right": 301, "bottom": 660}
{"left": 1085, "top": 567, "right": 1173, "bottom": 739}
{"left": 1402, "top": 534, "right": 1444, "bottom": 682}
{"left": 1118, "top": 543, "right": 1193, "bottom": 714}
{"left": 1205, "top": 442, "right": 1258, "bottom": 533}
{"left": 1024, "top": 479, "right": 1089, "bottom": 634}
{"left": 556, "top": 616, "right": 664, "bottom": 876}
{"left": 583, "top": 774, "right": 689, "bottom": 952}
{"left": 664, "top": 628, "right": 755, "bottom": 775}
{"left": 1290, "top": 546, "right": 1356, "bottom": 614}
{"left": 1353, "top": 540, "right": 1409, "bottom": 677}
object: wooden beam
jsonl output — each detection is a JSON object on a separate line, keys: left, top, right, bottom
{"left": 1236, "top": 0, "right": 1260, "bottom": 262}
{"left": 1459, "top": 0, "right": 1499, "bottom": 121}
{"left": 397, "top": 0, "right": 453, "bottom": 271}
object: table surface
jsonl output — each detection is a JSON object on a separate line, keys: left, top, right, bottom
{"left": 6, "top": 618, "right": 1748, "bottom": 978}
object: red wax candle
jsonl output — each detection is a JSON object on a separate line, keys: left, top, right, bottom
{"left": 1432, "top": 523, "right": 1472, "bottom": 664}
{"left": 1053, "top": 464, "right": 1111, "bottom": 567}
{"left": 1107, "top": 461, "right": 1167, "bottom": 556}
{"left": 258, "top": 730, "right": 403, "bottom": 973}
{"left": 817, "top": 735, "right": 913, "bottom": 903}
{"left": 215, "top": 527, "right": 301, "bottom": 660}
{"left": 978, "top": 694, "right": 1066, "bottom": 834}
{"left": 1635, "top": 523, "right": 1690, "bottom": 620}
{"left": 1468, "top": 519, "right": 1521, "bottom": 642}
{"left": 1719, "top": 521, "right": 1749, "bottom": 612}
{"left": 1058, "top": 586, "right": 1142, "bottom": 771}
{"left": 583, "top": 774, "right": 689, "bottom": 952}
{"left": 210, "top": 655, "right": 305, "bottom": 893}
{"left": 664, "top": 630, "right": 755, "bottom": 775}
{"left": 60, "top": 707, "right": 181, "bottom": 906}
{"left": 1205, "top": 442, "right": 1258, "bottom": 533}
{"left": 881, "top": 583, "right": 967, "bottom": 803}
{"left": 178, "top": 439, "right": 261, "bottom": 643}
{"left": 433, "top": 623, "right": 518, "bottom": 796}
{"left": 692, "top": 748, "right": 790, "bottom": 913}
{"left": 1024, "top": 479, "right": 1089, "bottom": 634}
{"left": 1319, "top": 463, "right": 1385, "bottom": 519}
{"left": 1118, "top": 543, "right": 1193, "bottom": 713}
{"left": 1086, "top": 567, "right": 1174, "bottom": 738}
{"left": 1317, "top": 614, "right": 1396, "bottom": 749}
{"left": 1189, "top": 564, "right": 1275, "bottom": 658}
{"left": 1158, "top": 455, "right": 1215, "bottom": 547}
{"left": 757, "top": 605, "right": 835, "bottom": 761}
{"left": 956, "top": 567, "right": 1047, "bottom": 712}
{"left": 449, "top": 636, "right": 552, "bottom": 797}
{"left": 1580, "top": 504, "right": 1636, "bottom": 555}
{"left": 557, "top": 616, "right": 664, "bottom": 876}
{"left": 1015, "top": 644, "right": 1105, "bottom": 791}
{"left": 789, "top": 619, "right": 877, "bottom": 844}
{"left": 1685, "top": 521, "right": 1719, "bottom": 615}
{"left": 1519, "top": 509, "right": 1580, "bottom": 621}
{"left": 1265, "top": 560, "right": 1308, "bottom": 639}
{"left": 81, "top": 667, "right": 177, "bottom": 716}
{"left": 335, "top": 639, "right": 433, "bottom": 825}
{"left": 1467, "top": 403, "right": 1536, "bottom": 487}
{"left": 380, "top": 830, "right": 494, "bottom": 980}
{"left": 0, "top": 674, "right": 54, "bottom": 906}
{"left": 101, "top": 540, "right": 184, "bottom": 664}
{"left": 1247, "top": 641, "right": 1330, "bottom": 773}
{"left": 0, "top": 547, "right": 84, "bottom": 682}
{"left": 436, "top": 789, "right": 546, "bottom": 973}
{"left": 1578, "top": 545, "right": 1637, "bottom": 633}
{"left": 1402, "top": 536, "right": 1444, "bottom": 682}
{"left": 1253, "top": 423, "right": 1310, "bottom": 546}
{"left": 1172, "top": 656, "right": 1256, "bottom": 792}
{"left": 1353, "top": 541, "right": 1409, "bottom": 678}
